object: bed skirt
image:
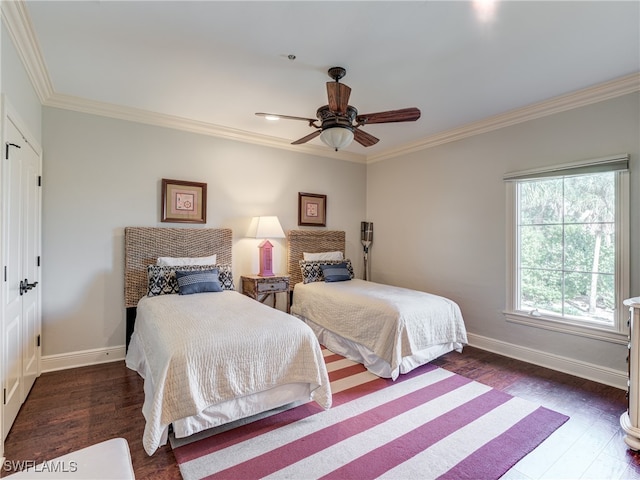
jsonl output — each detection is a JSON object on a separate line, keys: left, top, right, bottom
{"left": 297, "top": 315, "right": 464, "bottom": 380}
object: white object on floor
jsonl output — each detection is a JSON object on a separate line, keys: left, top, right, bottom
{"left": 5, "top": 438, "right": 135, "bottom": 479}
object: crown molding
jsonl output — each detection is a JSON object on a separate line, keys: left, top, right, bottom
{"left": 1, "top": 0, "right": 53, "bottom": 102}
{"left": 367, "top": 72, "right": 640, "bottom": 164}
{"left": 40, "top": 72, "right": 638, "bottom": 166}
{"left": 4, "top": 1, "right": 638, "bottom": 165}
{"left": 44, "top": 92, "right": 366, "bottom": 163}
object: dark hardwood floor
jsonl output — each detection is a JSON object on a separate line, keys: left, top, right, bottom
{"left": 431, "top": 348, "right": 640, "bottom": 479}
{"left": 2, "top": 346, "right": 640, "bottom": 479}
{"left": 1, "top": 360, "right": 179, "bottom": 479}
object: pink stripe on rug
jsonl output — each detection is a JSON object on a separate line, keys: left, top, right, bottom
{"left": 172, "top": 354, "right": 381, "bottom": 463}
{"left": 438, "top": 405, "right": 569, "bottom": 480}
{"left": 173, "top": 402, "right": 326, "bottom": 462}
{"left": 328, "top": 363, "right": 367, "bottom": 382}
{"left": 209, "top": 374, "right": 472, "bottom": 479}
{"left": 172, "top": 350, "right": 569, "bottom": 480}
{"left": 319, "top": 388, "right": 512, "bottom": 480}
{"left": 323, "top": 352, "right": 346, "bottom": 364}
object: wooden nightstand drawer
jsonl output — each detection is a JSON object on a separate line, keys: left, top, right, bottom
{"left": 257, "top": 281, "right": 288, "bottom": 292}
{"left": 241, "top": 274, "right": 291, "bottom": 313}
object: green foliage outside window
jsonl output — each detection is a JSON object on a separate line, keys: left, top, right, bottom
{"left": 517, "top": 172, "right": 615, "bottom": 324}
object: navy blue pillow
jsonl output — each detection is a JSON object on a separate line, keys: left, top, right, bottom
{"left": 320, "top": 262, "right": 351, "bottom": 282}
{"left": 175, "top": 269, "right": 223, "bottom": 295}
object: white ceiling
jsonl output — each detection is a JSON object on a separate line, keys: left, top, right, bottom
{"left": 12, "top": 1, "right": 640, "bottom": 161}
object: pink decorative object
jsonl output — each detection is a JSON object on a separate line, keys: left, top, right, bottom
{"left": 247, "top": 216, "right": 285, "bottom": 277}
{"left": 258, "top": 240, "right": 274, "bottom": 277}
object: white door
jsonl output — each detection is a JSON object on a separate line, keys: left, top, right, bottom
{"left": 20, "top": 125, "right": 41, "bottom": 396}
{"left": 2, "top": 114, "right": 41, "bottom": 440}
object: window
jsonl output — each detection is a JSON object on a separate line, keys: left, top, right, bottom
{"left": 504, "top": 155, "right": 629, "bottom": 341}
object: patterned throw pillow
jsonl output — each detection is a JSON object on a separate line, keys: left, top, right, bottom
{"left": 147, "top": 264, "right": 235, "bottom": 296}
{"left": 147, "top": 265, "right": 178, "bottom": 296}
{"left": 175, "top": 269, "right": 223, "bottom": 295}
{"left": 216, "top": 265, "right": 235, "bottom": 291}
{"left": 299, "top": 259, "right": 354, "bottom": 284}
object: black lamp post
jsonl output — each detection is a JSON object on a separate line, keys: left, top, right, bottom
{"left": 360, "top": 221, "right": 373, "bottom": 280}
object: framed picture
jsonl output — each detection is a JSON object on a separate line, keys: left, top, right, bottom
{"left": 161, "top": 178, "right": 207, "bottom": 223}
{"left": 298, "top": 192, "right": 326, "bottom": 227}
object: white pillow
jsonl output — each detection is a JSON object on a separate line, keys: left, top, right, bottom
{"left": 156, "top": 254, "right": 217, "bottom": 266}
{"left": 303, "top": 251, "right": 344, "bottom": 261}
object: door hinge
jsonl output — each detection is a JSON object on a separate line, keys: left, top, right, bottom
{"left": 37, "top": 334, "right": 41, "bottom": 347}
{"left": 5, "top": 142, "right": 21, "bottom": 159}
{"left": 38, "top": 175, "right": 42, "bottom": 187}
{"left": 3, "top": 266, "right": 6, "bottom": 281}
{"left": 3, "top": 388, "right": 6, "bottom": 405}
{"left": 37, "top": 256, "right": 41, "bottom": 267}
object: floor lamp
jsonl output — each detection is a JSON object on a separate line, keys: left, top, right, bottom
{"left": 361, "top": 221, "right": 373, "bottom": 281}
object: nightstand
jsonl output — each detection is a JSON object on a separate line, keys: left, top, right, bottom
{"left": 241, "top": 274, "right": 290, "bottom": 313}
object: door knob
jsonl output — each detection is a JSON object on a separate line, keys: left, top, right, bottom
{"left": 20, "top": 278, "right": 38, "bottom": 295}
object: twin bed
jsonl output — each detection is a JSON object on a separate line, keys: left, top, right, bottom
{"left": 124, "top": 227, "right": 331, "bottom": 455}
{"left": 125, "top": 227, "right": 467, "bottom": 456}
{"left": 287, "top": 230, "right": 467, "bottom": 380}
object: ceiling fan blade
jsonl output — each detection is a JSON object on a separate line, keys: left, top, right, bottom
{"left": 255, "top": 112, "right": 318, "bottom": 124}
{"left": 291, "top": 130, "right": 321, "bottom": 145}
{"left": 353, "top": 128, "right": 380, "bottom": 147}
{"left": 356, "top": 107, "right": 421, "bottom": 125}
{"left": 326, "top": 82, "right": 351, "bottom": 114}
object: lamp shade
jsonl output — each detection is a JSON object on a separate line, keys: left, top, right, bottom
{"left": 247, "top": 216, "right": 285, "bottom": 239}
{"left": 320, "top": 127, "right": 354, "bottom": 151}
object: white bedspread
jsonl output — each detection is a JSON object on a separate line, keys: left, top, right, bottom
{"left": 125, "top": 291, "right": 332, "bottom": 455}
{"left": 291, "top": 279, "right": 467, "bottom": 378}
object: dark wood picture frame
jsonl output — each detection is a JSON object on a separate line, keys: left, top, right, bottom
{"left": 161, "top": 178, "right": 207, "bottom": 223}
{"left": 298, "top": 192, "right": 327, "bottom": 227}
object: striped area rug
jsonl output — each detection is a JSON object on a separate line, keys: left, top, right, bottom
{"left": 171, "top": 348, "right": 569, "bottom": 480}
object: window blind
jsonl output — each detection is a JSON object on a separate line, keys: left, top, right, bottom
{"left": 503, "top": 153, "right": 629, "bottom": 181}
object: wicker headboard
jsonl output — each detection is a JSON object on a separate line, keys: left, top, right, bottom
{"left": 286, "top": 230, "right": 346, "bottom": 288}
{"left": 124, "top": 227, "right": 233, "bottom": 308}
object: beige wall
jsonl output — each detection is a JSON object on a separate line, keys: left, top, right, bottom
{"left": 367, "top": 93, "right": 640, "bottom": 374}
{"left": 41, "top": 107, "right": 366, "bottom": 357}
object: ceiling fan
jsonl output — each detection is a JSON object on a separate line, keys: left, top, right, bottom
{"left": 256, "top": 67, "right": 421, "bottom": 151}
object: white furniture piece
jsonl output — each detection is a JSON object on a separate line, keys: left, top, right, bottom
{"left": 621, "top": 297, "right": 640, "bottom": 450}
{"left": 6, "top": 438, "right": 135, "bottom": 479}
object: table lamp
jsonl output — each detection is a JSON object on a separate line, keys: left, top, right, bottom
{"left": 247, "top": 216, "right": 286, "bottom": 276}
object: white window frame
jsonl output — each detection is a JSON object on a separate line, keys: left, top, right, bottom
{"left": 504, "top": 154, "right": 630, "bottom": 345}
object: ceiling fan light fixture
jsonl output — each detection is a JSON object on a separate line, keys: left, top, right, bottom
{"left": 320, "top": 126, "right": 354, "bottom": 151}
{"left": 259, "top": 67, "right": 419, "bottom": 149}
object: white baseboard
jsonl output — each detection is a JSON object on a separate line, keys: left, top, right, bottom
{"left": 39, "top": 336, "right": 628, "bottom": 390}
{"left": 467, "top": 332, "right": 627, "bottom": 390}
{"left": 41, "top": 346, "right": 126, "bottom": 373}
